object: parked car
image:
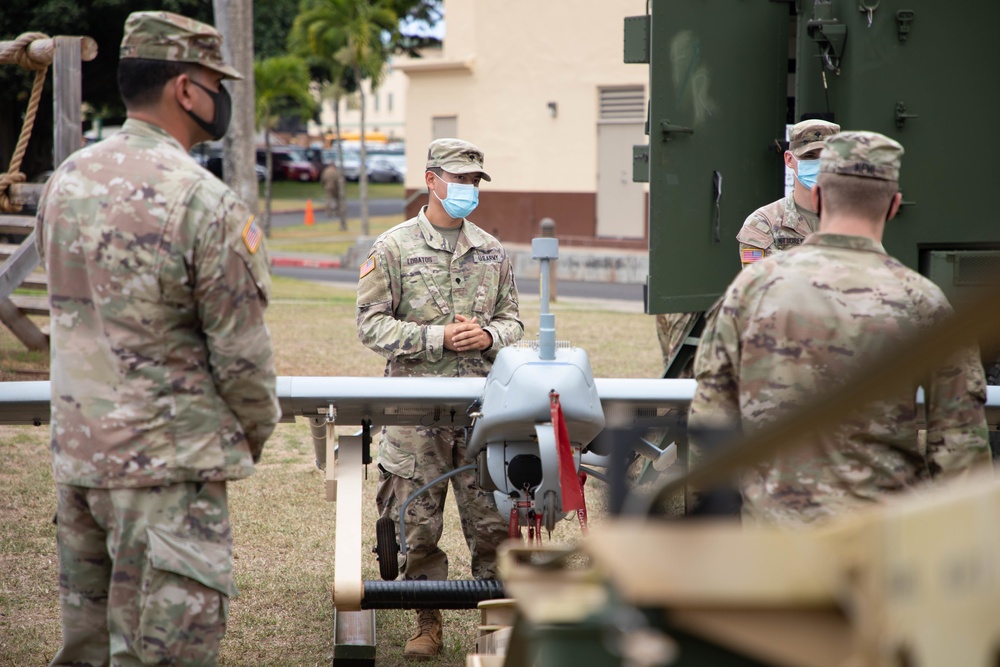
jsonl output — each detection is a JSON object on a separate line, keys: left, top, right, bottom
{"left": 367, "top": 157, "right": 404, "bottom": 183}
{"left": 322, "top": 148, "right": 362, "bottom": 182}
{"left": 280, "top": 158, "right": 319, "bottom": 182}
{"left": 323, "top": 148, "right": 404, "bottom": 183}
{"left": 192, "top": 147, "right": 266, "bottom": 181}
{"left": 257, "top": 148, "right": 320, "bottom": 182}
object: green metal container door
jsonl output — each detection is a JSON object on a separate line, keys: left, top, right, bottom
{"left": 645, "top": 0, "right": 790, "bottom": 313}
{"left": 642, "top": 0, "right": 999, "bottom": 312}
{"left": 795, "top": 0, "right": 1000, "bottom": 271}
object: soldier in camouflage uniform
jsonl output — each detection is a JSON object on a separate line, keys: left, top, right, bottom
{"left": 689, "top": 131, "right": 991, "bottom": 526}
{"left": 736, "top": 119, "right": 840, "bottom": 268}
{"left": 655, "top": 121, "right": 842, "bottom": 378}
{"left": 36, "top": 12, "right": 280, "bottom": 666}
{"left": 357, "top": 138, "right": 523, "bottom": 658}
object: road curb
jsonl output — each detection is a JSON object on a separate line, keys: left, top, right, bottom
{"left": 271, "top": 257, "right": 342, "bottom": 269}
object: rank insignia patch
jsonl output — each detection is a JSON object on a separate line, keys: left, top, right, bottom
{"left": 359, "top": 255, "right": 376, "bottom": 279}
{"left": 242, "top": 216, "right": 262, "bottom": 254}
{"left": 741, "top": 248, "right": 764, "bottom": 264}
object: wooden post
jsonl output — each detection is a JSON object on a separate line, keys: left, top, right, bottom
{"left": 53, "top": 36, "right": 83, "bottom": 166}
{"left": 0, "top": 34, "right": 92, "bottom": 351}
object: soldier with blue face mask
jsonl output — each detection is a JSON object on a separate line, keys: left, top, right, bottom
{"left": 356, "top": 137, "right": 523, "bottom": 659}
{"left": 737, "top": 119, "right": 840, "bottom": 268}
{"left": 654, "top": 119, "right": 843, "bottom": 380}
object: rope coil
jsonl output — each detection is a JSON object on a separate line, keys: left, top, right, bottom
{"left": 0, "top": 32, "right": 52, "bottom": 213}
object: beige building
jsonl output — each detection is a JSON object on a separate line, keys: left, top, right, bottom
{"left": 398, "top": 1, "right": 649, "bottom": 246}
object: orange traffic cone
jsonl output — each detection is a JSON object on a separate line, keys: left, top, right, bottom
{"left": 304, "top": 199, "right": 315, "bottom": 226}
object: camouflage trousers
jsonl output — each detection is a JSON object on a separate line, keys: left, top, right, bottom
{"left": 324, "top": 189, "right": 340, "bottom": 217}
{"left": 655, "top": 312, "right": 702, "bottom": 377}
{"left": 50, "top": 481, "right": 237, "bottom": 667}
{"left": 376, "top": 425, "right": 509, "bottom": 581}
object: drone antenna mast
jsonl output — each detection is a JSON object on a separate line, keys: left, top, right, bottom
{"left": 532, "top": 237, "right": 559, "bottom": 360}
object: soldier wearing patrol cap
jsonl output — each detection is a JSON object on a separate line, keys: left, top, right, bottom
{"left": 37, "top": 11, "right": 280, "bottom": 665}
{"left": 357, "top": 138, "right": 523, "bottom": 658}
{"left": 689, "top": 130, "right": 991, "bottom": 526}
{"left": 654, "top": 120, "right": 843, "bottom": 383}
{"left": 736, "top": 118, "right": 841, "bottom": 268}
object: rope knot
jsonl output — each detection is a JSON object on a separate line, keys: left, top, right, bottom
{"left": 0, "top": 172, "right": 27, "bottom": 213}
{"left": 7, "top": 32, "right": 52, "bottom": 72}
{"left": 0, "top": 32, "right": 52, "bottom": 212}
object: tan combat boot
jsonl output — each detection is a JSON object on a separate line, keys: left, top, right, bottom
{"left": 403, "top": 609, "right": 443, "bottom": 659}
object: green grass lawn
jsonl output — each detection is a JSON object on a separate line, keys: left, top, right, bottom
{"left": 0, "top": 278, "right": 665, "bottom": 667}
{"left": 260, "top": 179, "right": 404, "bottom": 203}
{"left": 266, "top": 215, "right": 403, "bottom": 257}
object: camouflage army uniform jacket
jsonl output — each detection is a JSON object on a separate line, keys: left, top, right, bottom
{"left": 37, "top": 119, "right": 281, "bottom": 488}
{"left": 736, "top": 193, "right": 819, "bottom": 267}
{"left": 357, "top": 207, "right": 523, "bottom": 377}
{"left": 690, "top": 233, "right": 991, "bottom": 525}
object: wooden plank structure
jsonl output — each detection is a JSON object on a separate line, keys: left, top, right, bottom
{"left": 0, "top": 34, "right": 98, "bottom": 350}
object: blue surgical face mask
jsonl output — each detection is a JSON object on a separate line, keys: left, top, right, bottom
{"left": 433, "top": 173, "right": 479, "bottom": 219}
{"left": 795, "top": 158, "right": 821, "bottom": 190}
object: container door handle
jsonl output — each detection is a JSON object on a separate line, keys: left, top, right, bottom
{"left": 660, "top": 120, "right": 694, "bottom": 141}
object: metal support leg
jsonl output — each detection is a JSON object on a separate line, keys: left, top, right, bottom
{"left": 331, "top": 429, "right": 376, "bottom": 665}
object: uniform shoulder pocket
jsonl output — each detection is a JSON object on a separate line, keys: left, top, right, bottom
{"left": 736, "top": 219, "right": 772, "bottom": 249}
{"left": 231, "top": 214, "right": 272, "bottom": 305}
{"left": 358, "top": 248, "right": 393, "bottom": 307}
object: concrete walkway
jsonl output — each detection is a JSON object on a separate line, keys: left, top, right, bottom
{"left": 271, "top": 238, "right": 649, "bottom": 285}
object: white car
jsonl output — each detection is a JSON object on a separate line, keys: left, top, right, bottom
{"left": 323, "top": 149, "right": 406, "bottom": 183}
{"left": 322, "top": 149, "right": 362, "bottom": 181}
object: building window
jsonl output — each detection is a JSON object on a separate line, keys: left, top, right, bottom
{"left": 388, "top": 93, "right": 394, "bottom": 113}
{"left": 374, "top": 94, "right": 380, "bottom": 112}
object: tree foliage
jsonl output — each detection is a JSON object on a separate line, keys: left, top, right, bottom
{"left": 1, "top": 0, "right": 210, "bottom": 114}
{"left": 0, "top": 0, "right": 441, "bottom": 175}
{"left": 291, "top": 0, "right": 400, "bottom": 236}
{"left": 0, "top": 0, "right": 211, "bottom": 175}
{"left": 255, "top": 54, "right": 315, "bottom": 236}
{"left": 253, "top": 0, "right": 300, "bottom": 61}
{"left": 255, "top": 55, "right": 316, "bottom": 131}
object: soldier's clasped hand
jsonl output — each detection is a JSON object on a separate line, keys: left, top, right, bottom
{"left": 445, "top": 314, "right": 492, "bottom": 352}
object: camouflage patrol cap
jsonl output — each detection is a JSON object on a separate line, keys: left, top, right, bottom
{"left": 788, "top": 119, "right": 840, "bottom": 157}
{"left": 820, "top": 131, "right": 903, "bottom": 181}
{"left": 425, "top": 138, "right": 491, "bottom": 181}
{"left": 120, "top": 11, "right": 242, "bottom": 80}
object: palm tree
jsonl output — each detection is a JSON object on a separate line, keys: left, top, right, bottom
{"left": 292, "top": 0, "right": 398, "bottom": 236}
{"left": 254, "top": 55, "right": 316, "bottom": 237}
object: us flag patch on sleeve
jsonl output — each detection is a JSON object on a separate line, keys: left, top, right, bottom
{"left": 242, "top": 216, "right": 262, "bottom": 254}
{"left": 741, "top": 247, "right": 764, "bottom": 264}
{"left": 359, "top": 255, "right": 376, "bottom": 279}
